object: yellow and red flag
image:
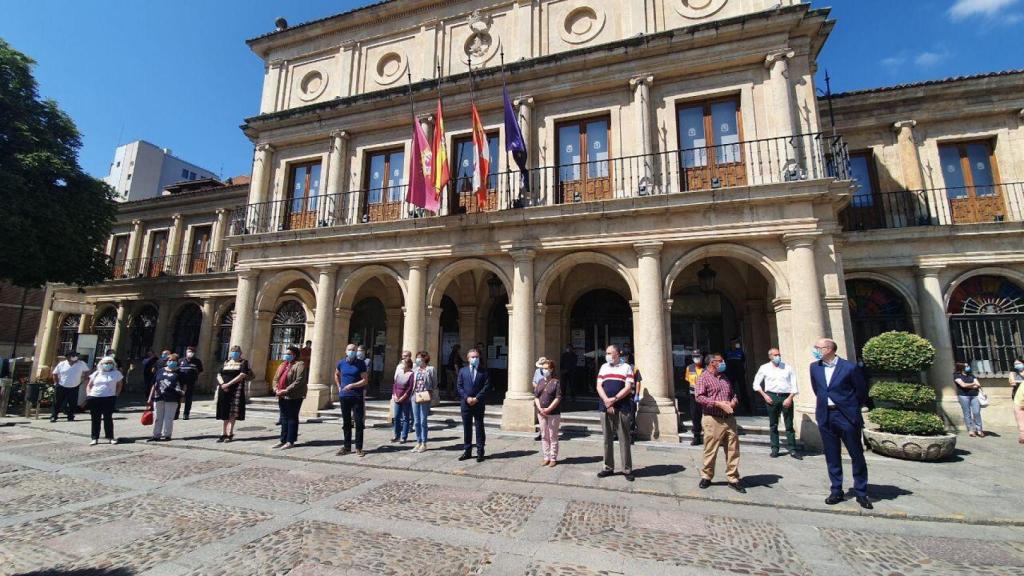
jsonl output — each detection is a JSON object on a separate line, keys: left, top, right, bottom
{"left": 470, "top": 103, "right": 490, "bottom": 207}
{"left": 432, "top": 98, "right": 450, "bottom": 200}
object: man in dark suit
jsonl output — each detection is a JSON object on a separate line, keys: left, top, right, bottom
{"left": 810, "top": 338, "right": 872, "bottom": 509}
{"left": 457, "top": 348, "right": 490, "bottom": 462}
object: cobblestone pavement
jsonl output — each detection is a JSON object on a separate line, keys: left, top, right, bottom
{"left": 3, "top": 413, "right": 1024, "bottom": 576}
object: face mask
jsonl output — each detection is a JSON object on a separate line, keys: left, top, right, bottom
{"left": 167, "top": 361, "right": 179, "bottom": 370}
{"left": 469, "top": 357, "right": 480, "bottom": 368}
{"left": 68, "top": 357, "right": 79, "bottom": 363}
{"left": 101, "top": 364, "right": 114, "bottom": 372}
{"left": 771, "top": 355, "right": 781, "bottom": 366}
{"left": 716, "top": 362, "right": 727, "bottom": 373}
{"left": 541, "top": 369, "right": 551, "bottom": 378}
{"left": 693, "top": 357, "right": 702, "bottom": 365}
{"left": 230, "top": 351, "right": 241, "bottom": 360}
{"left": 186, "top": 351, "right": 194, "bottom": 359}
{"left": 346, "top": 350, "right": 356, "bottom": 360}
{"left": 605, "top": 354, "right": 615, "bottom": 364}
{"left": 812, "top": 348, "right": 823, "bottom": 361}
{"left": 1015, "top": 363, "right": 1024, "bottom": 372}
{"left": 857, "top": 361, "right": 865, "bottom": 367}
{"left": 161, "top": 353, "right": 169, "bottom": 360}
{"left": 964, "top": 366, "right": 972, "bottom": 374}
{"left": 356, "top": 351, "right": 366, "bottom": 360}
{"left": 734, "top": 343, "right": 742, "bottom": 349}
{"left": 414, "top": 358, "right": 423, "bottom": 367}
{"left": 283, "top": 354, "right": 294, "bottom": 362}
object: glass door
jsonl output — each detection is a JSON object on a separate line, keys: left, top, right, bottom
{"left": 364, "top": 149, "right": 405, "bottom": 223}
{"left": 147, "top": 231, "right": 168, "bottom": 277}
{"left": 677, "top": 98, "right": 745, "bottom": 191}
{"left": 286, "top": 162, "right": 322, "bottom": 230}
{"left": 557, "top": 117, "right": 612, "bottom": 203}
{"left": 939, "top": 140, "right": 1004, "bottom": 223}
{"left": 188, "top": 225, "right": 212, "bottom": 273}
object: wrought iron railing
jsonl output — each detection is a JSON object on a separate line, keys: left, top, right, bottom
{"left": 840, "top": 182, "right": 1022, "bottom": 231}
{"left": 231, "top": 132, "right": 851, "bottom": 235}
{"left": 107, "top": 250, "right": 233, "bottom": 280}
{"left": 839, "top": 190, "right": 935, "bottom": 231}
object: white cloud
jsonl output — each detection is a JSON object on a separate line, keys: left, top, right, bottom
{"left": 949, "top": 0, "right": 1020, "bottom": 21}
{"left": 880, "top": 56, "right": 906, "bottom": 71}
{"left": 914, "top": 50, "right": 948, "bottom": 67}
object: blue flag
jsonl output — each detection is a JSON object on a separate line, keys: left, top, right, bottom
{"left": 503, "top": 86, "right": 529, "bottom": 191}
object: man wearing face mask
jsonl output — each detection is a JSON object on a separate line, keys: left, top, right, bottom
{"left": 335, "top": 343, "right": 368, "bottom": 456}
{"left": 684, "top": 350, "right": 705, "bottom": 445}
{"left": 457, "top": 348, "right": 490, "bottom": 462}
{"left": 175, "top": 346, "right": 204, "bottom": 420}
{"left": 753, "top": 348, "right": 800, "bottom": 459}
{"left": 596, "top": 345, "right": 635, "bottom": 481}
{"left": 696, "top": 353, "right": 745, "bottom": 493}
{"left": 810, "top": 338, "right": 871, "bottom": 509}
{"left": 51, "top": 351, "right": 89, "bottom": 422}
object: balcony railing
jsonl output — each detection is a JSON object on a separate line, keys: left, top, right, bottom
{"left": 840, "top": 182, "right": 1022, "bottom": 231}
{"left": 108, "top": 250, "right": 234, "bottom": 280}
{"left": 232, "top": 133, "right": 850, "bottom": 236}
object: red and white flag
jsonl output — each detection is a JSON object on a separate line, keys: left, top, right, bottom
{"left": 406, "top": 118, "right": 439, "bottom": 213}
{"left": 470, "top": 103, "right": 490, "bottom": 207}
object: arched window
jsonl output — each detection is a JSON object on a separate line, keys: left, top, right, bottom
{"left": 171, "top": 303, "right": 202, "bottom": 356}
{"left": 948, "top": 275, "right": 1024, "bottom": 374}
{"left": 846, "top": 279, "right": 914, "bottom": 356}
{"left": 269, "top": 301, "right": 306, "bottom": 361}
{"left": 94, "top": 308, "right": 117, "bottom": 358}
{"left": 58, "top": 315, "right": 80, "bottom": 357}
{"left": 129, "top": 305, "right": 158, "bottom": 358}
{"left": 216, "top": 306, "right": 234, "bottom": 361}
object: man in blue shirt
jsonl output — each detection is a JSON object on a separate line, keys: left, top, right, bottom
{"left": 335, "top": 343, "right": 368, "bottom": 456}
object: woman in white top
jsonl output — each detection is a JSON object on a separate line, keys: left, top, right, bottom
{"left": 86, "top": 356, "right": 124, "bottom": 445}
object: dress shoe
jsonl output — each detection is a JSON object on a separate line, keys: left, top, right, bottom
{"left": 597, "top": 469, "right": 614, "bottom": 478}
{"left": 856, "top": 496, "right": 873, "bottom": 510}
{"left": 336, "top": 448, "right": 351, "bottom": 456}
{"left": 476, "top": 453, "right": 485, "bottom": 463}
{"left": 770, "top": 449, "right": 779, "bottom": 458}
{"left": 534, "top": 434, "right": 542, "bottom": 441}
{"left": 458, "top": 453, "right": 472, "bottom": 461}
{"left": 825, "top": 493, "right": 844, "bottom": 505}
{"left": 690, "top": 437, "right": 702, "bottom": 446}
{"left": 216, "top": 436, "right": 226, "bottom": 443}
{"left": 728, "top": 483, "right": 746, "bottom": 494}
{"left": 624, "top": 473, "right": 635, "bottom": 482}
{"left": 699, "top": 478, "right": 711, "bottom": 489}
{"left": 271, "top": 442, "right": 285, "bottom": 450}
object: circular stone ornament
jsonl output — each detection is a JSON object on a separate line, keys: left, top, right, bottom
{"left": 297, "top": 69, "right": 329, "bottom": 101}
{"left": 373, "top": 52, "right": 408, "bottom": 86}
{"left": 674, "top": 0, "right": 728, "bottom": 19}
{"left": 560, "top": 5, "right": 606, "bottom": 44}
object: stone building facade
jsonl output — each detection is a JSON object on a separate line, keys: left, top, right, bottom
{"left": 33, "top": 0, "right": 1024, "bottom": 440}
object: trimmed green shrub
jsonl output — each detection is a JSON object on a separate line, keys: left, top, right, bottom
{"left": 862, "top": 331, "right": 936, "bottom": 375}
{"left": 869, "top": 381, "right": 937, "bottom": 409}
{"left": 869, "top": 408, "right": 946, "bottom": 436}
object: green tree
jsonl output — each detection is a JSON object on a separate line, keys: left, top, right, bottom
{"left": 0, "top": 38, "right": 115, "bottom": 288}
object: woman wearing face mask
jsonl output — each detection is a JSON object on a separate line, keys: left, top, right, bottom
{"left": 1010, "top": 358, "right": 1024, "bottom": 444}
{"left": 954, "top": 363, "right": 984, "bottom": 437}
{"left": 86, "top": 356, "right": 123, "bottom": 445}
{"left": 411, "top": 351, "right": 437, "bottom": 452}
{"left": 272, "top": 345, "right": 307, "bottom": 449}
{"left": 216, "top": 345, "right": 252, "bottom": 442}
{"left": 147, "top": 353, "right": 184, "bottom": 442}
{"left": 534, "top": 359, "right": 563, "bottom": 466}
{"left": 391, "top": 358, "right": 414, "bottom": 443}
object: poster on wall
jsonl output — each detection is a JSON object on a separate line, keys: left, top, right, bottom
{"left": 672, "top": 345, "right": 688, "bottom": 367}
{"left": 571, "top": 329, "right": 586, "bottom": 349}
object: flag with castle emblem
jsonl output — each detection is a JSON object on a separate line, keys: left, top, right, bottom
{"left": 433, "top": 98, "right": 450, "bottom": 198}
{"left": 407, "top": 118, "right": 439, "bottom": 212}
{"left": 470, "top": 103, "right": 490, "bottom": 207}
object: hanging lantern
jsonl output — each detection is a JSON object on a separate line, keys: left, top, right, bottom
{"left": 487, "top": 274, "right": 504, "bottom": 298}
{"left": 697, "top": 261, "right": 717, "bottom": 294}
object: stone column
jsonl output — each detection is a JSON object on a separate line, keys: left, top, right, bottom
{"left": 249, "top": 310, "right": 274, "bottom": 396}
{"left": 154, "top": 299, "right": 172, "bottom": 352}
{"left": 916, "top": 267, "right": 957, "bottom": 411}
{"left": 197, "top": 299, "right": 216, "bottom": 390}
{"left": 111, "top": 302, "right": 130, "bottom": 359}
{"left": 126, "top": 219, "right": 143, "bottom": 276}
{"left": 34, "top": 308, "right": 60, "bottom": 378}
{"left": 165, "top": 214, "right": 184, "bottom": 274}
{"left": 332, "top": 307, "right": 354, "bottom": 403}
{"left": 503, "top": 248, "right": 536, "bottom": 432}
{"left": 78, "top": 313, "right": 94, "bottom": 335}
{"left": 629, "top": 75, "right": 655, "bottom": 197}
{"left": 784, "top": 234, "right": 828, "bottom": 446}
{"left": 893, "top": 120, "right": 936, "bottom": 224}
{"left": 211, "top": 208, "right": 230, "bottom": 265}
{"left": 247, "top": 143, "right": 275, "bottom": 233}
{"left": 458, "top": 306, "right": 478, "bottom": 354}
{"left": 513, "top": 96, "right": 535, "bottom": 205}
{"left": 324, "top": 130, "right": 350, "bottom": 224}
{"left": 425, "top": 305, "right": 442, "bottom": 374}
{"left": 230, "top": 271, "right": 259, "bottom": 354}
{"left": 401, "top": 259, "right": 428, "bottom": 353}
{"left": 634, "top": 242, "right": 677, "bottom": 441}
{"left": 765, "top": 49, "right": 799, "bottom": 166}
{"left": 304, "top": 265, "right": 339, "bottom": 415}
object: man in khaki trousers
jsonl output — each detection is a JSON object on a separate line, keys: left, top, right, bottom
{"left": 695, "top": 353, "right": 745, "bottom": 493}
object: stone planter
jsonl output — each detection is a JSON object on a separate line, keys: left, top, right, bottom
{"left": 863, "top": 427, "right": 956, "bottom": 461}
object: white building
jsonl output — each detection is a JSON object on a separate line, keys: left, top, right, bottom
{"left": 103, "top": 140, "right": 218, "bottom": 202}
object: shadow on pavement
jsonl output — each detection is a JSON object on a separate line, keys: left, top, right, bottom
{"left": 558, "top": 455, "right": 603, "bottom": 465}
{"left": 863, "top": 483, "right": 913, "bottom": 501}
{"left": 632, "top": 464, "right": 686, "bottom": 478}
{"left": 742, "top": 473, "right": 782, "bottom": 488}
{"left": 483, "top": 449, "right": 536, "bottom": 460}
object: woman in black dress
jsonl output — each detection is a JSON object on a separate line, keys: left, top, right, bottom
{"left": 217, "top": 345, "right": 251, "bottom": 442}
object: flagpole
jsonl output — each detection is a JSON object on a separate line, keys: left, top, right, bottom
{"left": 499, "top": 49, "right": 512, "bottom": 208}
{"left": 407, "top": 71, "right": 417, "bottom": 217}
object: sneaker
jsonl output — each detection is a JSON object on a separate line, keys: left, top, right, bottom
{"left": 110, "top": 438, "right": 119, "bottom": 445}
{"left": 789, "top": 451, "right": 803, "bottom": 460}
{"left": 770, "top": 449, "right": 780, "bottom": 458}
{"left": 390, "top": 437, "right": 399, "bottom": 443}
{"left": 146, "top": 438, "right": 158, "bottom": 443}
{"left": 282, "top": 443, "right": 295, "bottom": 450}
{"left": 216, "top": 436, "right": 226, "bottom": 443}
{"left": 357, "top": 450, "right": 365, "bottom": 457}
{"left": 336, "top": 448, "right": 351, "bottom": 456}
{"left": 699, "top": 478, "right": 711, "bottom": 489}
{"left": 596, "top": 469, "right": 614, "bottom": 478}
{"left": 624, "top": 473, "right": 635, "bottom": 482}
{"left": 271, "top": 442, "right": 286, "bottom": 450}
{"left": 420, "top": 443, "right": 427, "bottom": 452}
{"left": 400, "top": 438, "right": 407, "bottom": 444}
{"left": 89, "top": 439, "right": 98, "bottom": 446}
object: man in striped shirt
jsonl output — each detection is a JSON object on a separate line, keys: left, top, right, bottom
{"left": 596, "top": 345, "right": 635, "bottom": 482}
{"left": 696, "top": 353, "right": 745, "bottom": 493}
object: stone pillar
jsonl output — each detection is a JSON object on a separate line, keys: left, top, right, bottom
{"left": 629, "top": 75, "right": 655, "bottom": 197}
{"left": 425, "top": 305, "right": 442, "bottom": 373}
{"left": 78, "top": 313, "right": 94, "bottom": 335}
{"left": 784, "top": 234, "right": 828, "bottom": 446}
{"left": 893, "top": 120, "right": 936, "bottom": 224}
{"left": 211, "top": 208, "right": 231, "bottom": 265}
{"left": 513, "top": 96, "right": 535, "bottom": 205}
{"left": 402, "top": 259, "right": 428, "bottom": 353}
{"left": 458, "top": 306, "right": 478, "bottom": 354}
{"left": 111, "top": 302, "right": 130, "bottom": 359}
{"left": 503, "top": 248, "right": 536, "bottom": 432}
{"left": 165, "top": 214, "right": 184, "bottom": 274}
{"left": 197, "top": 299, "right": 216, "bottom": 390}
{"left": 126, "top": 219, "right": 143, "bottom": 276}
{"left": 765, "top": 49, "right": 799, "bottom": 166}
{"left": 304, "top": 265, "right": 339, "bottom": 415}
{"left": 35, "top": 308, "right": 60, "bottom": 378}
{"left": 332, "top": 307, "right": 354, "bottom": 403}
{"left": 916, "top": 267, "right": 957, "bottom": 412}
{"left": 249, "top": 310, "right": 273, "bottom": 396}
{"left": 230, "top": 271, "right": 259, "bottom": 354}
{"left": 324, "top": 130, "right": 350, "bottom": 223}
{"left": 154, "top": 299, "right": 173, "bottom": 352}
{"left": 634, "top": 242, "right": 677, "bottom": 441}
{"left": 249, "top": 143, "right": 275, "bottom": 205}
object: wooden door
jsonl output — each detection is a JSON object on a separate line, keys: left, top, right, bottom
{"left": 111, "top": 235, "right": 129, "bottom": 278}
{"left": 844, "top": 151, "right": 883, "bottom": 229}
{"left": 677, "top": 98, "right": 745, "bottom": 191}
{"left": 188, "top": 225, "right": 212, "bottom": 274}
{"left": 557, "top": 118, "right": 612, "bottom": 203}
{"left": 148, "top": 231, "right": 168, "bottom": 277}
{"left": 286, "top": 162, "right": 322, "bottom": 230}
{"left": 939, "top": 141, "right": 1004, "bottom": 224}
{"left": 364, "top": 149, "right": 404, "bottom": 223}
{"left": 451, "top": 133, "right": 500, "bottom": 213}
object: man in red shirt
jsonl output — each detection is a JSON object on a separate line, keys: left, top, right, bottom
{"left": 696, "top": 353, "right": 745, "bottom": 493}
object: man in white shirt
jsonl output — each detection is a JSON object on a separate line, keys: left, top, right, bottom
{"left": 752, "top": 347, "right": 800, "bottom": 459}
{"left": 51, "top": 351, "right": 89, "bottom": 422}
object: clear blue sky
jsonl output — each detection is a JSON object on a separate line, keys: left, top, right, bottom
{"left": 2, "top": 0, "right": 1021, "bottom": 181}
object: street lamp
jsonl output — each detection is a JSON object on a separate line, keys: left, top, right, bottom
{"left": 697, "top": 261, "right": 717, "bottom": 294}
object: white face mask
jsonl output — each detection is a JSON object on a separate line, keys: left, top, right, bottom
{"left": 541, "top": 369, "right": 551, "bottom": 378}
{"left": 186, "top": 351, "right": 194, "bottom": 359}
{"left": 605, "top": 354, "right": 615, "bottom": 364}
